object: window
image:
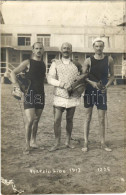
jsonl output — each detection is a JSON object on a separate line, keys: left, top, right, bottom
{"left": 44, "top": 37, "right": 50, "bottom": 47}
{"left": 1, "top": 34, "right": 12, "bottom": 45}
{"left": 37, "top": 37, "right": 43, "bottom": 45}
{"left": 37, "top": 34, "right": 50, "bottom": 47}
{"left": 1, "top": 48, "right": 6, "bottom": 74}
{"left": 17, "top": 34, "right": 31, "bottom": 46}
{"left": 18, "top": 37, "right": 30, "bottom": 46}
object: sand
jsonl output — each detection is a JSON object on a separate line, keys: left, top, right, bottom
{"left": 1, "top": 84, "right": 126, "bottom": 194}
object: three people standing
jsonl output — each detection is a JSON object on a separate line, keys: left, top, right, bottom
{"left": 11, "top": 38, "right": 114, "bottom": 154}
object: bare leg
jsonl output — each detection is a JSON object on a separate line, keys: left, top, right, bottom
{"left": 24, "top": 108, "right": 35, "bottom": 154}
{"left": 65, "top": 107, "right": 76, "bottom": 148}
{"left": 98, "top": 109, "right": 105, "bottom": 144}
{"left": 98, "top": 109, "right": 112, "bottom": 152}
{"left": 31, "top": 109, "right": 43, "bottom": 148}
{"left": 49, "top": 107, "right": 63, "bottom": 151}
{"left": 82, "top": 107, "right": 93, "bottom": 152}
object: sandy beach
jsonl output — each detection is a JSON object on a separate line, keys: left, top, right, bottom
{"left": 1, "top": 84, "right": 126, "bottom": 194}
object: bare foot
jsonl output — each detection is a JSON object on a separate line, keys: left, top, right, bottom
{"left": 30, "top": 143, "right": 39, "bottom": 149}
{"left": 81, "top": 147, "right": 88, "bottom": 152}
{"left": 23, "top": 147, "right": 31, "bottom": 155}
{"left": 101, "top": 144, "right": 112, "bottom": 152}
{"left": 82, "top": 143, "right": 88, "bottom": 152}
{"left": 65, "top": 143, "right": 75, "bottom": 149}
{"left": 49, "top": 145, "right": 60, "bottom": 152}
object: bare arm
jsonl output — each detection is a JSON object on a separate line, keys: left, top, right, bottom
{"left": 82, "top": 58, "right": 90, "bottom": 74}
{"left": 82, "top": 58, "right": 99, "bottom": 89}
{"left": 100, "top": 56, "right": 115, "bottom": 93}
{"left": 10, "top": 60, "right": 29, "bottom": 87}
{"left": 47, "top": 62, "right": 60, "bottom": 87}
{"left": 47, "top": 61, "right": 65, "bottom": 88}
{"left": 106, "top": 56, "right": 115, "bottom": 88}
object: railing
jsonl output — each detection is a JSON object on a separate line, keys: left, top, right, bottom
{"left": 0, "top": 62, "right": 123, "bottom": 80}
{"left": 0, "top": 62, "right": 17, "bottom": 76}
{"left": 1, "top": 67, "right": 12, "bottom": 76}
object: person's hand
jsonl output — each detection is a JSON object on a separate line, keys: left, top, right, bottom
{"left": 12, "top": 82, "right": 20, "bottom": 88}
{"left": 12, "top": 86, "right": 22, "bottom": 100}
{"left": 76, "top": 75, "right": 81, "bottom": 81}
{"left": 59, "top": 81, "right": 66, "bottom": 89}
{"left": 91, "top": 81, "right": 99, "bottom": 89}
{"left": 101, "top": 86, "right": 107, "bottom": 93}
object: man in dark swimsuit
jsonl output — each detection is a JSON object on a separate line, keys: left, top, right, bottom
{"left": 82, "top": 38, "right": 115, "bottom": 152}
{"left": 11, "top": 42, "right": 46, "bottom": 154}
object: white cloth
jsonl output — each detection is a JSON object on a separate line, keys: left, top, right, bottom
{"left": 53, "top": 96, "right": 80, "bottom": 108}
{"left": 48, "top": 57, "right": 80, "bottom": 108}
{"left": 92, "top": 37, "right": 105, "bottom": 45}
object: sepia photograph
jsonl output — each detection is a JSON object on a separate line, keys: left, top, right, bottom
{"left": 1, "top": 0, "right": 126, "bottom": 194}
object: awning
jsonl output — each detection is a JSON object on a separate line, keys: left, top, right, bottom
{"left": 1, "top": 45, "right": 125, "bottom": 53}
{"left": 13, "top": 46, "right": 59, "bottom": 52}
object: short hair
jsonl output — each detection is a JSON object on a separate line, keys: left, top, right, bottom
{"left": 32, "top": 42, "right": 44, "bottom": 49}
{"left": 61, "top": 42, "right": 72, "bottom": 50}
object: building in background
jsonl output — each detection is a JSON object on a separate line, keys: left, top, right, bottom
{"left": 1, "top": 19, "right": 125, "bottom": 83}
{"left": 118, "top": 15, "right": 126, "bottom": 81}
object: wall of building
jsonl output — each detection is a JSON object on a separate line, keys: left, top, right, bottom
{"left": 1, "top": 24, "right": 125, "bottom": 52}
{"left": 1, "top": 24, "right": 125, "bottom": 77}
{"left": 52, "top": 34, "right": 84, "bottom": 48}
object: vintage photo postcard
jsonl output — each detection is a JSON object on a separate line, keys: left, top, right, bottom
{"left": 1, "top": 0, "right": 126, "bottom": 194}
